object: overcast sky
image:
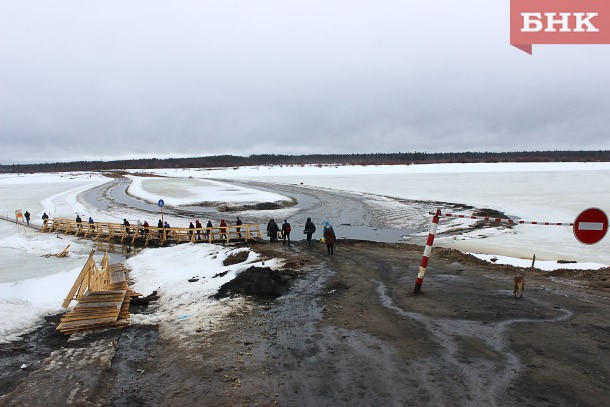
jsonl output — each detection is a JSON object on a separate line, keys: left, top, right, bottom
{"left": 1, "top": 1, "right": 609, "bottom": 165}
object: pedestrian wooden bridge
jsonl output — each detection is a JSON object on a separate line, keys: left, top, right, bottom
{"left": 57, "top": 250, "right": 140, "bottom": 335}
{"left": 41, "top": 218, "right": 262, "bottom": 245}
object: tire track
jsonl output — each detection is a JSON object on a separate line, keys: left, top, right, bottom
{"left": 376, "top": 283, "right": 572, "bottom": 406}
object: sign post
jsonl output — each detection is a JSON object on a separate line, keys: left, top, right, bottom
{"left": 573, "top": 207, "right": 608, "bottom": 245}
{"left": 158, "top": 199, "right": 165, "bottom": 239}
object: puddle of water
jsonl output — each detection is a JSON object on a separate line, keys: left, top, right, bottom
{"left": 337, "top": 225, "right": 414, "bottom": 243}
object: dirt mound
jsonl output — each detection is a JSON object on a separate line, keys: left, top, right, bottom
{"left": 214, "top": 266, "right": 297, "bottom": 299}
{"left": 223, "top": 251, "right": 250, "bottom": 266}
{"left": 129, "top": 291, "right": 159, "bottom": 307}
{"left": 472, "top": 208, "right": 516, "bottom": 229}
{"left": 216, "top": 199, "right": 296, "bottom": 212}
{"left": 472, "top": 208, "right": 509, "bottom": 218}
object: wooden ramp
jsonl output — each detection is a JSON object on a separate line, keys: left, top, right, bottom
{"left": 57, "top": 251, "right": 141, "bottom": 335}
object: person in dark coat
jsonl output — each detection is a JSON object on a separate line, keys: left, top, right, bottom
{"left": 281, "top": 219, "right": 292, "bottom": 246}
{"left": 42, "top": 212, "right": 49, "bottom": 226}
{"left": 76, "top": 214, "right": 83, "bottom": 229}
{"left": 88, "top": 216, "right": 95, "bottom": 231}
{"left": 267, "top": 219, "right": 279, "bottom": 243}
{"left": 24, "top": 211, "right": 31, "bottom": 226}
{"left": 304, "top": 217, "right": 316, "bottom": 248}
{"left": 189, "top": 221, "right": 195, "bottom": 239}
{"left": 205, "top": 220, "right": 213, "bottom": 240}
{"left": 323, "top": 222, "right": 337, "bottom": 255}
{"left": 195, "top": 220, "right": 202, "bottom": 240}
{"left": 158, "top": 219, "right": 164, "bottom": 238}
{"left": 236, "top": 216, "right": 243, "bottom": 238}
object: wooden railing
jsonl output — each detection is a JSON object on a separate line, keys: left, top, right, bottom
{"left": 62, "top": 250, "right": 111, "bottom": 308}
{"left": 42, "top": 218, "right": 262, "bottom": 245}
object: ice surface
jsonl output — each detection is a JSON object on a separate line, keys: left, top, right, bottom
{"left": 126, "top": 175, "right": 290, "bottom": 206}
{"left": 1, "top": 162, "right": 609, "bottom": 343}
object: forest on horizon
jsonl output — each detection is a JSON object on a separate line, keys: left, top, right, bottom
{"left": 1, "top": 150, "right": 609, "bottom": 174}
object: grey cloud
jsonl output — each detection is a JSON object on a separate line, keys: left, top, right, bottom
{"left": 1, "top": 1, "right": 609, "bottom": 164}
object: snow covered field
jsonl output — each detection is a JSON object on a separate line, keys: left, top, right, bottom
{"left": 1, "top": 162, "right": 609, "bottom": 343}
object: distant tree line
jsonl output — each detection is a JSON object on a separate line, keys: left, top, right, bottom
{"left": 1, "top": 150, "right": 610, "bottom": 173}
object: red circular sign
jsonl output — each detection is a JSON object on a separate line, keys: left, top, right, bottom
{"left": 573, "top": 208, "right": 608, "bottom": 245}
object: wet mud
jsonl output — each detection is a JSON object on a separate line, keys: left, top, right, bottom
{"left": 3, "top": 240, "right": 610, "bottom": 406}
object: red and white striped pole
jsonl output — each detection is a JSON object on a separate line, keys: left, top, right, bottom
{"left": 414, "top": 208, "right": 441, "bottom": 294}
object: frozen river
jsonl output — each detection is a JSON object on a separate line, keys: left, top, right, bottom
{"left": 83, "top": 176, "right": 424, "bottom": 243}
{"left": 1, "top": 162, "right": 610, "bottom": 343}
{"left": 3, "top": 162, "right": 610, "bottom": 265}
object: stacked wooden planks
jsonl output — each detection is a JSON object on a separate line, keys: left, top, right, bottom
{"left": 57, "top": 263, "right": 141, "bottom": 335}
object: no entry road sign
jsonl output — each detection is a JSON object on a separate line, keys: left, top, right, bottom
{"left": 573, "top": 208, "right": 608, "bottom": 245}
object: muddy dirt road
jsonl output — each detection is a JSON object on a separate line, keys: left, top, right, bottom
{"left": 2, "top": 240, "right": 609, "bottom": 406}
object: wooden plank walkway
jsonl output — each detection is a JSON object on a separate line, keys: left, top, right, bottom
{"left": 56, "top": 251, "right": 141, "bottom": 335}
{"left": 41, "top": 217, "right": 263, "bottom": 246}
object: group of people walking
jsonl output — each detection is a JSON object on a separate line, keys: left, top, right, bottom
{"left": 35, "top": 210, "right": 337, "bottom": 253}
{"left": 69, "top": 214, "right": 244, "bottom": 241}
{"left": 267, "top": 217, "right": 337, "bottom": 254}
{"left": 187, "top": 217, "right": 242, "bottom": 241}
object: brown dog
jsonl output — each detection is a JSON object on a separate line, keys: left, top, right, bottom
{"left": 513, "top": 275, "right": 525, "bottom": 298}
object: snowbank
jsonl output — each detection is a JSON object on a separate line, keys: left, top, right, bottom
{"left": 126, "top": 243, "right": 282, "bottom": 342}
{"left": 469, "top": 253, "right": 607, "bottom": 271}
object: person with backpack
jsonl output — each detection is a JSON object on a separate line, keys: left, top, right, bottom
{"left": 323, "top": 222, "right": 337, "bottom": 255}
{"left": 303, "top": 217, "right": 316, "bottom": 248}
{"left": 281, "top": 219, "right": 292, "bottom": 246}
{"left": 267, "top": 219, "right": 279, "bottom": 243}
